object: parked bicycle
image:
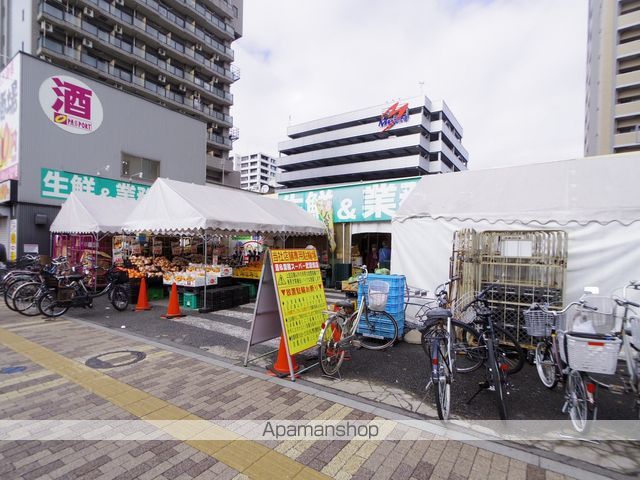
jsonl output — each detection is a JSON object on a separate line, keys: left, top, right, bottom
{"left": 317, "top": 265, "right": 398, "bottom": 376}
{"left": 37, "top": 265, "right": 130, "bottom": 317}
{"left": 529, "top": 283, "right": 640, "bottom": 431}
{"left": 460, "top": 285, "right": 526, "bottom": 420}
{"left": 3, "top": 257, "right": 70, "bottom": 312}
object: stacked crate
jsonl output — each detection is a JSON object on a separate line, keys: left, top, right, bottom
{"left": 357, "top": 274, "right": 406, "bottom": 339}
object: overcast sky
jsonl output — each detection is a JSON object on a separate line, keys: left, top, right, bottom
{"left": 230, "top": 0, "right": 587, "bottom": 171}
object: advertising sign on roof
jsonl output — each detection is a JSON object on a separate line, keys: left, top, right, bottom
{"left": 39, "top": 75, "right": 104, "bottom": 134}
{"left": 379, "top": 101, "right": 409, "bottom": 132}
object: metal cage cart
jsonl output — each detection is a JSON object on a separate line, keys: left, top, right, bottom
{"left": 451, "top": 229, "right": 568, "bottom": 344}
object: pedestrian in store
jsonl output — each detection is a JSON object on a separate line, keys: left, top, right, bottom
{"left": 379, "top": 241, "right": 391, "bottom": 270}
{"left": 367, "top": 244, "right": 378, "bottom": 272}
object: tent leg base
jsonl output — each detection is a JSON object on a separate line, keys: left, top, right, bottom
{"left": 198, "top": 307, "right": 213, "bottom": 314}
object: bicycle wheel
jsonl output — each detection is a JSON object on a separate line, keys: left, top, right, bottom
{"left": 12, "top": 282, "right": 43, "bottom": 317}
{"left": 492, "top": 324, "right": 526, "bottom": 375}
{"left": 357, "top": 309, "right": 398, "bottom": 350}
{"left": 319, "top": 316, "right": 346, "bottom": 376}
{"left": 4, "top": 276, "right": 33, "bottom": 311}
{"left": 535, "top": 341, "right": 558, "bottom": 389}
{"left": 422, "top": 320, "right": 484, "bottom": 374}
{"left": 487, "top": 337, "right": 508, "bottom": 420}
{"left": 566, "top": 370, "right": 596, "bottom": 433}
{"left": 433, "top": 335, "right": 451, "bottom": 420}
{"left": 37, "top": 291, "right": 69, "bottom": 318}
{"left": 110, "top": 286, "right": 130, "bottom": 311}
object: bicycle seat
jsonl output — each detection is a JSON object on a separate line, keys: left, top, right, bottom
{"left": 65, "top": 274, "right": 85, "bottom": 281}
{"left": 426, "top": 308, "right": 452, "bottom": 319}
{"left": 335, "top": 300, "right": 353, "bottom": 309}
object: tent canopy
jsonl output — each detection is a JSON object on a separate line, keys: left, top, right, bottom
{"left": 394, "top": 153, "right": 640, "bottom": 226}
{"left": 50, "top": 192, "right": 140, "bottom": 234}
{"left": 122, "top": 178, "right": 326, "bottom": 236}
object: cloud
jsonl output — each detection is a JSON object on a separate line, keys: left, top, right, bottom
{"left": 230, "top": 0, "right": 587, "bottom": 170}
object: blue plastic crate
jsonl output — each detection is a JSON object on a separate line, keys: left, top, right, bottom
{"left": 358, "top": 274, "right": 406, "bottom": 316}
{"left": 357, "top": 311, "right": 405, "bottom": 339}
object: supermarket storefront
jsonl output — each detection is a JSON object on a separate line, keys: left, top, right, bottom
{"left": 278, "top": 176, "right": 420, "bottom": 287}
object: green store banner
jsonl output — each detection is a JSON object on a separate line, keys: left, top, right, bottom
{"left": 41, "top": 168, "right": 150, "bottom": 200}
{"left": 278, "top": 177, "right": 420, "bottom": 223}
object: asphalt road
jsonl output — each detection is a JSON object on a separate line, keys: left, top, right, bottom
{"left": 64, "top": 294, "right": 638, "bottom": 422}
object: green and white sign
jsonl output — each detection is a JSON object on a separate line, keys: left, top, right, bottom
{"left": 279, "top": 177, "right": 420, "bottom": 223}
{"left": 41, "top": 168, "right": 150, "bottom": 200}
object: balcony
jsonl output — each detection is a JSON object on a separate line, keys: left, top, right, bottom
{"left": 616, "top": 70, "right": 640, "bottom": 89}
{"left": 619, "top": 9, "right": 640, "bottom": 31}
{"left": 175, "top": 0, "right": 235, "bottom": 40}
{"left": 614, "top": 131, "right": 640, "bottom": 148}
{"left": 37, "top": 36, "right": 231, "bottom": 126}
{"left": 615, "top": 99, "right": 640, "bottom": 118}
{"left": 39, "top": 4, "right": 233, "bottom": 106}
{"left": 207, "top": 132, "right": 233, "bottom": 148}
{"left": 617, "top": 39, "right": 640, "bottom": 59}
{"left": 83, "top": 0, "right": 234, "bottom": 62}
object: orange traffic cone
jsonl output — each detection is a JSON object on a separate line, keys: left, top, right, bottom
{"left": 161, "top": 283, "right": 185, "bottom": 319}
{"left": 268, "top": 336, "right": 299, "bottom": 378}
{"left": 135, "top": 277, "right": 152, "bottom": 311}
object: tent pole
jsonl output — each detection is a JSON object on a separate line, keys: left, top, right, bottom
{"left": 200, "top": 232, "right": 211, "bottom": 313}
{"left": 94, "top": 233, "right": 99, "bottom": 292}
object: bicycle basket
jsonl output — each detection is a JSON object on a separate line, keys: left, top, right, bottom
{"left": 367, "top": 280, "right": 389, "bottom": 311}
{"left": 561, "top": 332, "right": 622, "bottom": 375}
{"left": 43, "top": 275, "right": 60, "bottom": 289}
{"left": 108, "top": 268, "right": 129, "bottom": 285}
{"left": 56, "top": 287, "right": 75, "bottom": 302}
{"left": 451, "top": 291, "right": 479, "bottom": 324}
{"left": 561, "top": 296, "right": 617, "bottom": 335}
{"left": 523, "top": 309, "right": 559, "bottom": 337}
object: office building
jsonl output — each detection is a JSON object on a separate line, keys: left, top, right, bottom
{"left": 277, "top": 95, "right": 468, "bottom": 189}
{"left": 0, "top": 53, "right": 208, "bottom": 257}
{"left": 235, "top": 152, "right": 278, "bottom": 192}
{"left": 585, "top": 0, "right": 640, "bottom": 155}
{"left": 0, "top": 0, "right": 243, "bottom": 184}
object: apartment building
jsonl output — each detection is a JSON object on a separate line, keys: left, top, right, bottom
{"left": 277, "top": 95, "right": 468, "bottom": 189}
{"left": 585, "top": 0, "right": 640, "bottom": 155}
{"left": 234, "top": 153, "right": 278, "bottom": 192}
{"left": 0, "top": 0, "right": 243, "bottom": 185}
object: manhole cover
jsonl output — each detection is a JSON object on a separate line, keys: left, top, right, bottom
{"left": 1, "top": 366, "right": 27, "bottom": 374}
{"left": 85, "top": 350, "right": 146, "bottom": 369}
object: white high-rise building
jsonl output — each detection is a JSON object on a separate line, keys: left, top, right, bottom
{"left": 585, "top": 0, "right": 640, "bottom": 155}
{"left": 236, "top": 153, "right": 279, "bottom": 192}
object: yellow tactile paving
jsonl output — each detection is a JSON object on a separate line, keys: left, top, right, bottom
{"left": 0, "top": 325, "right": 331, "bottom": 480}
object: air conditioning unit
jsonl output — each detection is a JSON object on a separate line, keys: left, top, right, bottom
{"left": 158, "top": 74, "right": 166, "bottom": 83}
{"left": 178, "top": 84, "right": 187, "bottom": 92}
{"left": 40, "top": 21, "right": 53, "bottom": 33}
{"left": 195, "top": 43, "right": 203, "bottom": 51}
{"left": 82, "top": 38, "right": 93, "bottom": 48}
{"left": 115, "top": 0, "right": 125, "bottom": 6}
{"left": 158, "top": 48, "right": 166, "bottom": 56}
{"left": 213, "top": 55, "right": 220, "bottom": 61}
{"left": 113, "top": 25, "right": 123, "bottom": 35}
{"left": 83, "top": 7, "right": 94, "bottom": 17}
{"left": 212, "top": 78, "right": 219, "bottom": 84}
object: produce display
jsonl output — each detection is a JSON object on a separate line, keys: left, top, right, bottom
{"left": 163, "top": 263, "right": 233, "bottom": 287}
{"left": 232, "top": 261, "right": 263, "bottom": 280}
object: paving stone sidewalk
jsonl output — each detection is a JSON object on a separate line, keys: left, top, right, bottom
{"left": 0, "top": 307, "right": 608, "bottom": 479}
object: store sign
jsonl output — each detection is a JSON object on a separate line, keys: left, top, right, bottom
{"left": 39, "top": 75, "right": 103, "bottom": 134}
{"left": 0, "top": 55, "right": 20, "bottom": 181}
{"left": 279, "top": 177, "right": 420, "bottom": 223}
{"left": 40, "top": 168, "right": 150, "bottom": 200}
{"left": 379, "top": 101, "right": 409, "bottom": 132}
{"left": 9, "top": 218, "right": 17, "bottom": 261}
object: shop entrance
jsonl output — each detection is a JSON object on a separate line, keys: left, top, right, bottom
{"left": 351, "top": 232, "right": 391, "bottom": 272}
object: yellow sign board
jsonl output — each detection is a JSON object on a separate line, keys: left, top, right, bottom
{"left": 271, "top": 249, "right": 326, "bottom": 355}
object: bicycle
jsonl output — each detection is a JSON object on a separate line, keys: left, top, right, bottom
{"left": 417, "top": 278, "right": 457, "bottom": 420}
{"left": 3, "top": 257, "right": 70, "bottom": 312}
{"left": 461, "top": 284, "right": 526, "bottom": 420}
{"left": 37, "top": 266, "right": 130, "bottom": 317}
{"left": 317, "top": 265, "right": 398, "bottom": 377}
{"left": 529, "top": 293, "right": 625, "bottom": 432}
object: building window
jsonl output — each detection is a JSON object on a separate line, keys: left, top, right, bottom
{"left": 121, "top": 153, "right": 160, "bottom": 182}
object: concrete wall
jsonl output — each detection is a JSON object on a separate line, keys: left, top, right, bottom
{"left": 17, "top": 53, "right": 207, "bottom": 205}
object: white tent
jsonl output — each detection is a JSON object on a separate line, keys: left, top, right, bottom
{"left": 122, "top": 178, "right": 326, "bottom": 236}
{"left": 392, "top": 153, "right": 640, "bottom": 302}
{"left": 50, "top": 192, "right": 140, "bottom": 234}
